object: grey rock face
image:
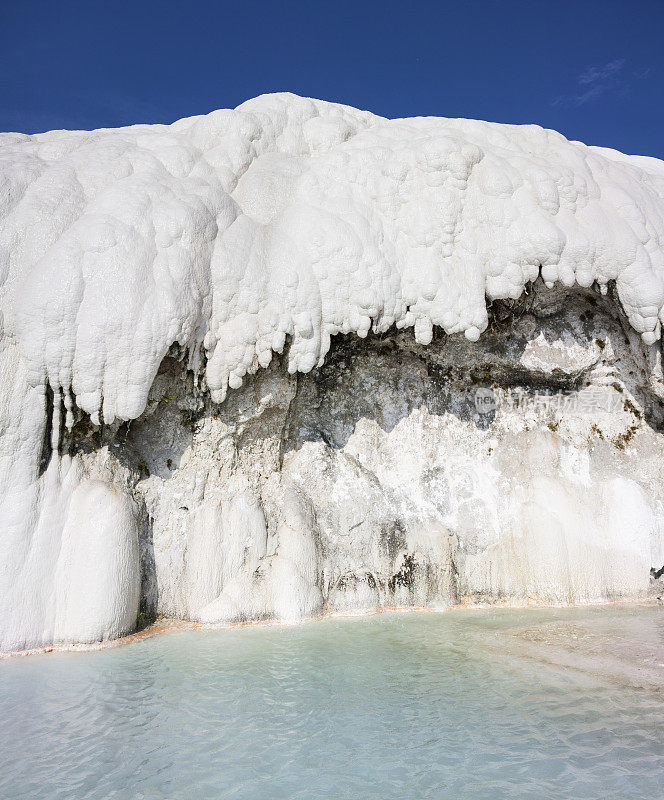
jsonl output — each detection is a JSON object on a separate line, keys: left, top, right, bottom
{"left": 57, "top": 282, "right": 663, "bottom": 631}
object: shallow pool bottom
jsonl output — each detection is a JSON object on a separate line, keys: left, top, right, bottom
{"left": 1, "top": 605, "right": 663, "bottom": 799}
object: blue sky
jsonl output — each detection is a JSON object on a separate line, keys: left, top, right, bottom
{"left": 1, "top": 0, "right": 662, "bottom": 158}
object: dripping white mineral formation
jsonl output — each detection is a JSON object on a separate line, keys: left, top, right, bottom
{"left": 1, "top": 93, "right": 664, "bottom": 652}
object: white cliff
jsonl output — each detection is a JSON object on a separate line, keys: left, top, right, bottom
{"left": 1, "top": 93, "right": 664, "bottom": 652}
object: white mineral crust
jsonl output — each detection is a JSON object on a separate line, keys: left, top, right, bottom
{"left": 1, "top": 93, "right": 664, "bottom": 651}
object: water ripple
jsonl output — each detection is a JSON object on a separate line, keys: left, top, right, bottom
{"left": 1, "top": 607, "right": 663, "bottom": 799}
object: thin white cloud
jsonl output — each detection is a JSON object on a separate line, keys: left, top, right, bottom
{"left": 577, "top": 59, "right": 626, "bottom": 86}
{"left": 551, "top": 58, "right": 645, "bottom": 108}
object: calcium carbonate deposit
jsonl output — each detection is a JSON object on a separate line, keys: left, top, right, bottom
{"left": 2, "top": 93, "right": 664, "bottom": 652}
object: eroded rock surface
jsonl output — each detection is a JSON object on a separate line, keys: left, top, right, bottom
{"left": 4, "top": 282, "right": 662, "bottom": 652}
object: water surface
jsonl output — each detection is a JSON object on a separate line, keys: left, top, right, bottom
{"left": 1, "top": 606, "right": 663, "bottom": 799}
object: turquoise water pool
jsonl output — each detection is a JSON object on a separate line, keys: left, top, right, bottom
{"left": 1, "top": 607, "right": 663, "bottom": 799}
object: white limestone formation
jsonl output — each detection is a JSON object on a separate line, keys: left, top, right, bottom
{"left": 1, "top": 93, "right": 664, "bottom": 652}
